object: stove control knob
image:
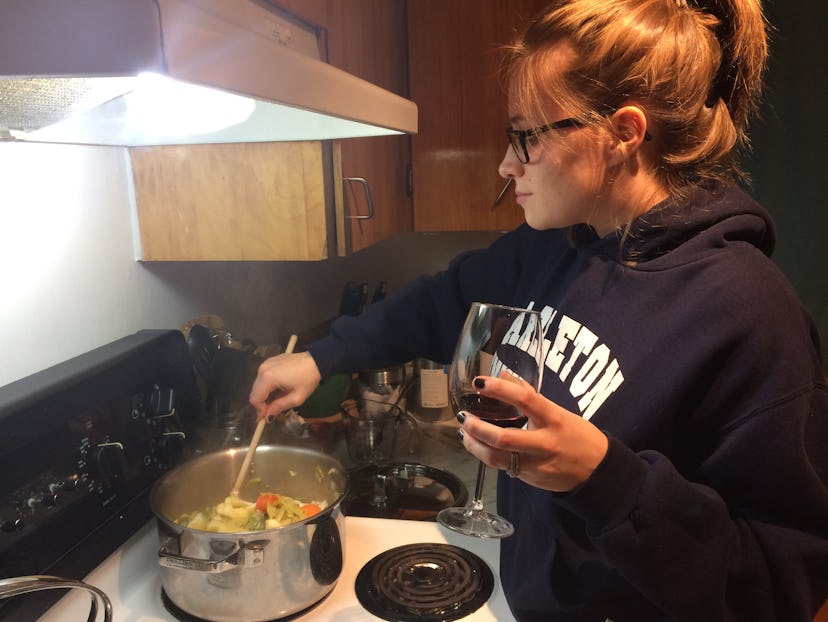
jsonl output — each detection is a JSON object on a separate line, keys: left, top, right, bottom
{"left": 41, "top": 493, "right": 60, "bottom": 507}
{"left": 50, "top": 478, "right": 80, "bottom": 494}
{"left": 94, "top": 442, "right": 128, "bottom": 480}
{"left": 156, "top": 431, "right": 186, "bottom": 461}
{"left": 25, "top": 493, "right": 60, "bottom": 509}
{"left": 148, "top": 387, "right": 176, "bottom": 418}
{"left": 1, "top": 517, "right": 24, "bottom": 532}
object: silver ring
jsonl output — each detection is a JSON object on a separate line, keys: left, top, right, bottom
{"left": 507, "top": 451, "right": 520, "bottom": 478}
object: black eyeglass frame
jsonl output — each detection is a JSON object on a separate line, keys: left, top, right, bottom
{"left": 505, "top": 109, "right": 652, "bottom": 164}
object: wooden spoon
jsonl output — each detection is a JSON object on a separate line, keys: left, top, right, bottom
{"left": 230, "top": 333, "right": 298, "bottom": 497}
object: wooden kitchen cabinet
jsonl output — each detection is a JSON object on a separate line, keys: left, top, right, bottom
{"left": 132, "top": 1, "right": 412, "bottom": 262}
{"left": 276, "top": 0, "right": 413, "bottom": 254}
{"left": 130, "top": 141, "right": 334, "bottom": 261}
{"left": 407, "top": 0, "right": 550, "bottom": 232}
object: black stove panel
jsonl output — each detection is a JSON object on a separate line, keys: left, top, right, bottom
{"left": 0, "top": 330, "right": 204, "bottom": 619}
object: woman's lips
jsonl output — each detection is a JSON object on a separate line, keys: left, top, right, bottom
{"left": 515, "top": 192, "right": 530, "bottom": 205}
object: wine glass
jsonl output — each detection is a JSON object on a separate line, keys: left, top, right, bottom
{"left": 436, "top": 302, "right": 543, "bottom": 538}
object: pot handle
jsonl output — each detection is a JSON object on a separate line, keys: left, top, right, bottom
{"left": 158, "top": 541, "right": 247, "bottom": 573}
{"left": 0, "top": 575, "right": 112, "bottom": 622}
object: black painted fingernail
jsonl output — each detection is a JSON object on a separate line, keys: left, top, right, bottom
{"left": 456, "top": 428, "right": 465, "bottom": 441}
{"left": 473, "top": 377, "right": 485, "bottom": 389}
{"left": 266, "top": 413, "right": 275, "bottom": 423}
{"left": 456, "top": 411, "right": 466, "bottom": 424}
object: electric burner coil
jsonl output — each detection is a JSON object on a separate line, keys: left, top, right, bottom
{"left": 355, "top": 543, "right": 495, "bottom": 622}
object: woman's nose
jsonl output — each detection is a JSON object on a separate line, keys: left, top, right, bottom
{"left": 498, "top": 145, "right": 522, "bottom": 179}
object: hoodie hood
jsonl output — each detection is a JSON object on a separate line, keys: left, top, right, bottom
{"left": 570, "top": 179, "right": 776, "bottom": 265}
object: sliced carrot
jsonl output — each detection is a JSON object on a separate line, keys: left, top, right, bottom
{"left": 301, "top": 503, "right": 322, "bottom": 517}
{"left": 255, "top": 493, "right": 279, "bottom": 513}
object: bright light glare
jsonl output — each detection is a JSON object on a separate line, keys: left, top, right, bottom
{"left": 69, "top": 77, "right": 136, "bottom": 116}
{"left": 124, "top": 73, "right": 255, "bottom": 136}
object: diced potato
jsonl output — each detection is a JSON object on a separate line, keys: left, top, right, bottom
{"left": 226, "top": 507, "right": 250, "bottom": 521}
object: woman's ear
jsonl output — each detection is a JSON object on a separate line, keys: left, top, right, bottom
{"left": 606, "top": 106, "right": 649, "bottom": 165}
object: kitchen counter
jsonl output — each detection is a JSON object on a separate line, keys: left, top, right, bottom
{"left": 332, "top": 408, "right": 498, "bottom": 515}
{"left": 406, "top": 414, "right": 499, "bottom": 514}
{"left": 38, "top": 516, "right": 516, "bottom": 621}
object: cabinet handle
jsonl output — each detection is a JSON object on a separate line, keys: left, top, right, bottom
{"left": 344, "top": 177, "right": 375, "bottom": 220}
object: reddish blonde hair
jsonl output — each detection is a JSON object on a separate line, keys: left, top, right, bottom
{"left": 502, "top": 0, "right": 768, "bottom": 191}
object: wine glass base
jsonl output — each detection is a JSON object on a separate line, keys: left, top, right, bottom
{"left": 436, "top": 506, "right": 515, "bottom": 539}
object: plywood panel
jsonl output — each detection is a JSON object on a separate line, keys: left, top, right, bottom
{"left": 130, "top": 142, "right": 328, "bottom": 261}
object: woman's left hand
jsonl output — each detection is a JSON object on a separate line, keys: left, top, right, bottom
{"left": 456, "top": 374, "right": 609, "bottom": 492}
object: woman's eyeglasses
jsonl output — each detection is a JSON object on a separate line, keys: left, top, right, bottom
{"left": 506, "top": 118, "right": 584, "bottom": 163}
{"left": 506, "top": 110, "right": 652, "bottom": 164}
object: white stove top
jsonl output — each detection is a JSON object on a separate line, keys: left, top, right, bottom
{"left": 37, "top": 516, "right": 516, "bottom": 622}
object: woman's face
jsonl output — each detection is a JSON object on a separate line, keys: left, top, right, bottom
{"left": 498, "top": 113, "right": 611, "bottom": 233}
{"left": 498, "top": 43, "right": 617, "bottom": 236}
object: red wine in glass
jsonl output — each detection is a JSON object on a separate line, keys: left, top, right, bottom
{"left": 436, "top": 302, "right": 543, "bottom": 539}
{"left": 453, "top": 392, "right": 528, "bottom": 428}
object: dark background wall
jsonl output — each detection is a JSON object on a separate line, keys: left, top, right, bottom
{"left": 747, "top": 0, "right": 828, "bottom": 357}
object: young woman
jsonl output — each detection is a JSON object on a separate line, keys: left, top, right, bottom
{"left": 250, "top": 0, "right": 828, "bottom": 619}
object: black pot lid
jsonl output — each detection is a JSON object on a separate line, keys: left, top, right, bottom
{"left": 343, "top": 462, "right": 469, "bottom": 521}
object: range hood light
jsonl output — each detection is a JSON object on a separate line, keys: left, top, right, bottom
{"left": 64, "top": 77, "right": 137, "bottom": 118}
{"left": 124, "top": 74, "right": 256, "bottom": 136}
{"left": 0, "top": 0, "right": 418, "bottom": 146}
{"left": 24, "top": 74, "right": 258, "bottom": 144}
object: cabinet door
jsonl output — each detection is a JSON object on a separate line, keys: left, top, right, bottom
{"left": 130, "top": 142, "right": 332, "bottom": 261}
{"left": 326, "top": 0, "right": 412, "bottom": 253}
{"left": 273, "top": 0, "right": 413, "bottom": 254}
{"left": 408, "top": 0, "right": 549, "bottom": 232}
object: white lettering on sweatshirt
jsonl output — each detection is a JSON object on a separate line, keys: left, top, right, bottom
{"left": 487, "top": 302, "right": 623, "bottom": 421}
{"left": 539, "top": 304, "right": 624, "bottom": 420}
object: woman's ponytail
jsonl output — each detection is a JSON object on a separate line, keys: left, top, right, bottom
{"left": 696, "top": 0, "right": 768, "bottom": 133}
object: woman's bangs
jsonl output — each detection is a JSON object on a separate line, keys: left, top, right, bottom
{"left": 508, "top": 49, "right": 578, "bottom": 127}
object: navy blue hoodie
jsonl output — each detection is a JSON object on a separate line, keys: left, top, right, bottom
{"left": 308, "top": 179, "right": 828, "bottom": 621}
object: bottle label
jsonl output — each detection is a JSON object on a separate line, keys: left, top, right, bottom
{"left": 420, "top": 367, "right": 448, "bottom": 408}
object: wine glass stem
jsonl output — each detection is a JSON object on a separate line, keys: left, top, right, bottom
{"left": 465, "top": 461, "right": 488, "bottom": 515}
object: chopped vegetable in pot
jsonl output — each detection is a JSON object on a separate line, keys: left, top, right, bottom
{"left": 175, "top": 492, "right": 328, "bottom": 533}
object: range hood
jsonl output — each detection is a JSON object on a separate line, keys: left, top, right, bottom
{"left": 0, "top": 0, "right": 418, "bottom": 146}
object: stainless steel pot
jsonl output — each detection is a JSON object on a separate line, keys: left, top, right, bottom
{"left": 149, "top": 445, "right": 348, "bottom": 622}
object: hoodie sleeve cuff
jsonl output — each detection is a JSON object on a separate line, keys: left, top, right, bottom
{"left": 556, "top": 435, "right": 649, "bottom": 533}
{"left": 305, "top": 336, "right": 351, "bottom": 380}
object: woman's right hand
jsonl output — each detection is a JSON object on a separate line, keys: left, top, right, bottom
{"left": 248, "top": 351, "right": 322, "bottom": 420}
